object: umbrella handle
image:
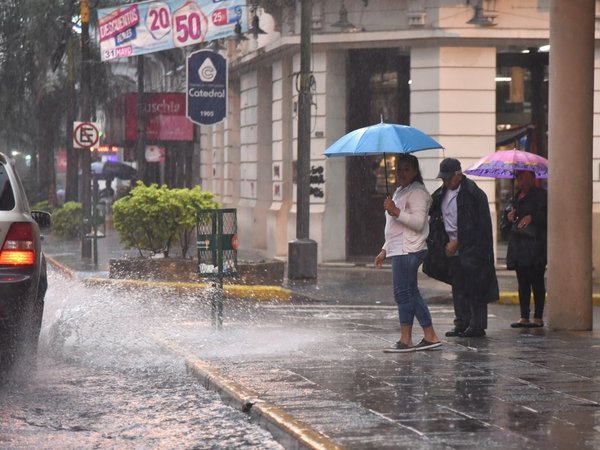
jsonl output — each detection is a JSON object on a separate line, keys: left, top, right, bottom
{"left": 383, "top": 152, "right": 393, "bottom": 217}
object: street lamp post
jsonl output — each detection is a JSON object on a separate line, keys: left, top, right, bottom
{"left": 288, "top": 0, "right": 317, "bottom": 279}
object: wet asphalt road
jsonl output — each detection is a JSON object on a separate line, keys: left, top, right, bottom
{"left": 0, "top": 271, "right": 283, "bottom": 450}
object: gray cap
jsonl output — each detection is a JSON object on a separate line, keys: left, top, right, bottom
{"left": 437, "top": 158, "right": 462, "bottom": 179}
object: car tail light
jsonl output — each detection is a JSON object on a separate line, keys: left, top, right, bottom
{"left": 0, "top": 222, "right": 35, "bottom": 266}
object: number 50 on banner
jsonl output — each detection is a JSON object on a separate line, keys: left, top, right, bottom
{"left": 98, "top": 0, "right": 247, "bottom": 61}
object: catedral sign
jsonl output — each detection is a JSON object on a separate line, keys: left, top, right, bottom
{"left": 187, "top": 50, "right": 227, "bottom": 125}
{"left": 97, "top": 0, "right": 248, "bottom": 61}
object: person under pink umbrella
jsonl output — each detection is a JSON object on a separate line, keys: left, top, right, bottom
{"left": 501, "top": 170, "right": 547, "bottom": 328}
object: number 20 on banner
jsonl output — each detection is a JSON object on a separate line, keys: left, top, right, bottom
{"left": 146, "top": 1, "right": 208, "bottom": 47}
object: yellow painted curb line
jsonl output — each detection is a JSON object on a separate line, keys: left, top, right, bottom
{"left": 84, "top": 277, "right": 292, "bottom": 301}
{"left": 498, "top": 292, "right": 600, "bottom": 306}
{"left": 159, "top": 339, "right": 344, "bottom": 450}
{"left": 45, "top": 255, "right": 76, "bottom": 279}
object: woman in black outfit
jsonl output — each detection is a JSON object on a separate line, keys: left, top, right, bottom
{"left": 502, "top": 170, "right": 548, "bottom": 328}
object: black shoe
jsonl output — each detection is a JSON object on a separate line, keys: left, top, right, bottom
{"left": 383, "top": 341, "right": 415, "bottom": 353}
{"left": 459, "top": 327, "right": 486, "bottom": 338}
{"left": 445, "top": 328, "right": 465, "bottom": 337}
{"left": 414, "top": 339, "right": 442, "bottom": 351}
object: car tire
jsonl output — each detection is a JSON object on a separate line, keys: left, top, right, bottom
{"left": 0, "top": 324, "right": 19, "bottom": 379}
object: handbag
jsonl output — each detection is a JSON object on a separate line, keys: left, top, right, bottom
{"left": 423, "top": 211, "right": 452, "bottom": 284}
{"left": 511, "top": 222, "right": 537, "bottom": 239}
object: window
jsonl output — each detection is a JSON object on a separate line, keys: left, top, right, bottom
{"left": 0, "top": 165, "right": 15, "bottom": 211}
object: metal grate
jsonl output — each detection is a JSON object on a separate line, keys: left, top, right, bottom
{"left": 197, "top": 208, "right": 238, "bottom": 278}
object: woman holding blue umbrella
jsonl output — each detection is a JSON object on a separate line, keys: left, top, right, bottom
{"left": 374, "top": 154, "right": 442, "bottom": 353}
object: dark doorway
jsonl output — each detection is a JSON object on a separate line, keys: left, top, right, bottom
{"left": 495, "top": 50, "right": 549, "bottom": 243}
{"left": 346, "top": 49, "right": 410, "bottom": 258}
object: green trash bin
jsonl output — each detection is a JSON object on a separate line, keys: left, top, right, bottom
{"left": 197, "top": 208, "right": 238, "bottom": 278}
{"left": 197, "top": 209, "right": 238, "bottom": 329}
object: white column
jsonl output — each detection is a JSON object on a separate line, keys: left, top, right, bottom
{"left": 224, "top": 78, "right": 241, "bottom": 207}
{"left": 411, "top": 46, "right": 496, "bottom": 183}
{"left": 411, "top": 46, "right": 498, "bottom": 252}
{"left": 254, "top": 65, "right": 273, "bottom": 251}
{"left": 268, "top": 57, "right": 293, "bottom": 258}
{"left": 322, "top": 50, "right": 347, "bottom": 262}
{"left": 237, "top": 70, "right": 259, "bottom": 249}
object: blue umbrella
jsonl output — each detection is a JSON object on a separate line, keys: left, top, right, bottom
{"left": 324, "top": 121, "right": 443, "bottom": 193}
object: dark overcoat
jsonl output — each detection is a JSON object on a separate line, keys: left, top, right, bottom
{"left": 423, "top": 176, "right": 499, "bottom": 304}
{"left": 501, "top": 186, "right": 547, "bottom": 270}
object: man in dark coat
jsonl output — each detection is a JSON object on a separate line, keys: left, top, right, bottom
{"left": 425, "top": 158, "right": 499, "bottom": 337}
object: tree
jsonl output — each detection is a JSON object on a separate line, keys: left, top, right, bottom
{"left": 0, "top": 0, "right": 133, "bottom": 204}
{"left": 0, "top": 1, "right": 75, "bottom": 203}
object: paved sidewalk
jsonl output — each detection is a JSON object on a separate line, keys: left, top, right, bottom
{"left": 43, "top": 231, "right": 600, "bottom": 449}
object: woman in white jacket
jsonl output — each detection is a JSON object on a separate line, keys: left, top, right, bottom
{"left": 374, "top": 154, "right": 441, "bottom": 353}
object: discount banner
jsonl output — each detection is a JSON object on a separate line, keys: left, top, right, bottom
{"left": 98, "top": 0, "right": 247, "bottom": 61}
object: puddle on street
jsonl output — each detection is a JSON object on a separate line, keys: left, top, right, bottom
{"left": 0, "top": 270, "right": 283, "bottom": 449}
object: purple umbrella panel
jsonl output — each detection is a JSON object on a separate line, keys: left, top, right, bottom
{"left": 463, "top": 148, "right": 548, "bottom": 179}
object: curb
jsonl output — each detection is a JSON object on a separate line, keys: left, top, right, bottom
{"left": 45, "top": 255, "right": 76, "bottom": 279}
{"left": 498, "top": 291, "right": 600, "bottom": 306}
{"left": 159, "top": 340, "right": 344, "bottom": 450}
{"left": 46, "top": 256, "right": 291, "bottom": 301}
{"left": 84, "top": 277, "right": 292, "bottom": 301}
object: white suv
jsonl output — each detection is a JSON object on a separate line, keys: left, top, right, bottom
{"left": 0, "top": 152, "right": 51, "bottom": 375}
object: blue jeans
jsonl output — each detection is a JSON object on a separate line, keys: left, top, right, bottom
{"left": 391, "top": 250, "right": 433, "bottom": 328}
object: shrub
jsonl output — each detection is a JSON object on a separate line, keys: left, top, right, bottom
{"left": 52, "top": 201, "right": 83, "bottom": 238}
{"left": 173, "top": 187, "right": 220, "bottom": 257}
{"left": 31, "top": 200, "right": 56, "bottom": 214}
{"left": 112, "top": 183, "right": 219, "bottom": 258}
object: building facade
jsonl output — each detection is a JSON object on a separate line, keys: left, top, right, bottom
{"left": 195, "top": 0, "right": 599, "bottom": 274}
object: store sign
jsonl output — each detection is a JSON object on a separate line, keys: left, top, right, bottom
{"left": 98, "top": 0, "right": 247, "bottom": 61}
{"left": 187, "top": 50, "right": 227, "bottom": 125}
{"left": 121, "top": 93, "right": 194, "bottom": 141}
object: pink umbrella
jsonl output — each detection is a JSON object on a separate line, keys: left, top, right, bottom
{"left": 464, "top": 148, "right": 548, "bottom": 179}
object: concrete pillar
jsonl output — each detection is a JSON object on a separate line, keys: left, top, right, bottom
{"left": 266, "top": 58, "right": 293, "bottom": 258}
{"left": 322, "top": 50, "right": 347, "bottom": 262}
{"left": 237, "top": 71, "right": 259, "bottom": 250}
{"left": 410, "top": 46, "right": 496, "bottom": 185}
{"left": 411, "top": 46, "right": 498, "bottom": 252}
{"left": 224, "top": 78, "right": 241, "bottom": 207}
{"left": 547, "top": 0, "right": 595, "bottom": 330}
{"left": 254, "top": 65, "right": 273, "bottom": 251}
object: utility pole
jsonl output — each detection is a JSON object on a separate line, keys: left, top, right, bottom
{"left": 136, "top": 55, "right": 146, "bottom": 184}
{"left": 80, "top": 0, "right": 92, "bottom": 258}
{"left": 288, "top": 0, "right": 317, "bottom": 279}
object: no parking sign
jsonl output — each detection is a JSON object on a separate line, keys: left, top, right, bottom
{"left": 73, "top": 121, "right": 100, "bottom": 149}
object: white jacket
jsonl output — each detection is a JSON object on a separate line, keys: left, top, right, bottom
{"left": 382, "top": 182, "right": 431, "bottom": 257}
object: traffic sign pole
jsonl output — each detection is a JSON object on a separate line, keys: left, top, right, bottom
{"left": 80, "top": 0, "right": 93, "bottom": 259}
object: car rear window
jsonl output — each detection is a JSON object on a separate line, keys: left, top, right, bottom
{"left": 0, "top": 164, "right": 15, "bottom": 210}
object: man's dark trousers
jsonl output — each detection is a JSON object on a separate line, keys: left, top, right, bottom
{"left": 449, "top": 256, "right": 487, "bottom": 331}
